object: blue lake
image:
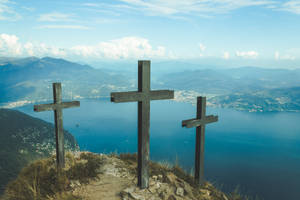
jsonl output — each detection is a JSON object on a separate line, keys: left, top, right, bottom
{"left": 16, "top": 99, "right": 300, "bottom": 200}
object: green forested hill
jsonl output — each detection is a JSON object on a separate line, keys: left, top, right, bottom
{"left": 0, "top": 108, "right": 79, "bottom": 194}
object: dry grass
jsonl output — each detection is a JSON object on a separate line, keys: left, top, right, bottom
{"left": 2, "top": 152, "right": 103, "bottom": 200}
{"left": 227, "top": 186, "right": 262, "bottom": 200}
{"left": 2, "top": 152, "right": 260, "bottom": 200}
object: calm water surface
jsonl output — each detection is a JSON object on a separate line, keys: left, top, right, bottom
{"left": 16, "top": 99, "right": 300, "bottom": 200}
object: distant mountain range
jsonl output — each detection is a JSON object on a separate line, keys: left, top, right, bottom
{"left": 159, "top": 67, "right": 300, "bottom": 112}
{"left": 159, "top": 67, "right": 300, "bottom": 94}
{"left": 0, "top": 108, "right": 79, "bottom": 194}
{"left": 1, "top": 56, "right": 300, "bottom": 112}
{"left": 0, "top": 57, "right": 133, "bottom": 104}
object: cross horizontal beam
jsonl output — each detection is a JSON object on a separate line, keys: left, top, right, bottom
{"left": 34, "top": 101, "right": 80, "bottom": 112}
{"left": 182, "top": 115, "right": 218, "bottom": 128}
{"left": 111, "top": 90, "right": 174, "bottom": 103}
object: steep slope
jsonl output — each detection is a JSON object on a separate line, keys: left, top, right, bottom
{"left": 0, "top": 108, "right": 79, "bottom": 194}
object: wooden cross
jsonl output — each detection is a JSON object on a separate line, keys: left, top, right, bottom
{"left": 111, "top": 60, "right": 174, "bottom": 188}
{"left": 34, "top": 83, "right": 80, "bottom": 168}
{"left": 182, "top": 96, "right": 218, "bottom": 185}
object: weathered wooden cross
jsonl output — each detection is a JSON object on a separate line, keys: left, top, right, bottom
{"left": 111, "top": 60, "right": 174, "bottom": 188}
{"left": 34, "top": 83, "right": 80, "bottom": 168}
{"left": 182, "top": 96, "right": 218, "bottom": 185}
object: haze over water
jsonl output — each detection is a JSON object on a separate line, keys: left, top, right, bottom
{"left": 17, "top": 98, "right": 300, "bottom": 200}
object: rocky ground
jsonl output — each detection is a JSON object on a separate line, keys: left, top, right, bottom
{"left": 70, "top": 153, "right": 230, "bottom": 200}
{"left": 2, "top": 152, "right": 241, "bottom": 200}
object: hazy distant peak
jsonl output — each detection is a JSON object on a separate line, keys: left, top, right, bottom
{"left": 42, "top": 56, "right": 69, "bottom": 63}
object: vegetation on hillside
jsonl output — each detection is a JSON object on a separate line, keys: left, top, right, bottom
{"left": 2, "top": 152, "right": 102, "bottom": 200}
{"left": 1, "top": 152, "right": 258, "bottom": 200}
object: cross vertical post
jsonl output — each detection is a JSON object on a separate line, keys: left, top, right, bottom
{"left": 53, "top": 83, "right": 65, "bottom": 168}
{"left": 111, "top": 60, "right": 174, "bottom": 188}
{"left": 195, "top": 97, "right": 206, "bottom": 184}
{"left": 182, "top": 96, "right": 218, "bottom": 185}
{"left": 34, "top": 82, "right": 80, "bottom": 169}
{"left": 138, "top": 61, "right": 150, "bottom": 188}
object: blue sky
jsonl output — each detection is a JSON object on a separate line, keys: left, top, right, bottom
{"left": 0, "top": 0, "right": 300, "bottom": 68}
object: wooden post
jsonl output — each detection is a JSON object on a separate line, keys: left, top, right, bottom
{"left": 34, "top": 83, "right": 80, "bottom": 168}
{"left": 138, "top": 61, "right": 150, "bottom": 188}
{"left": 182, "top": 96, "right": 218, "bottom": 185}
{"left": 111, "top": 60, "right": 174, "bottom": 188}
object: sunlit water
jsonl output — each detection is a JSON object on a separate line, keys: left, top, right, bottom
{"left": 16, "top": 98, "right": 300, "bottom": 200}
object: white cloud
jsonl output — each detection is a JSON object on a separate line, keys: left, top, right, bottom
{"left": 70, "top": 37, "right": 167, "bottom": 59}
{"left": 38, "top": 12, "right": 74, "bottom": 22}
{"left": 223, "top": 52, "right": 230, "bottom": 59}
{"left": 0, "top": 34, "right": 68, "bottom": 57}
{"left": 236, "top": 51, "right": 259, "bottom": 59}
{"left": 21, "top": 6, "right": 35, "bottom": 12}
{"left": 24, "top": 42, "right": 34, "bottom": 56}
{"left": 0, "top": 34, "right": 169, "bottom": 59}
{"left": 83, "top": 3, "right": 99, "bottom": 7}
{"left": 199, "top": 43, "right": 206, "bottom": 52}
{"left": 281, "top": 54, "right": 296, "bottom": 60}
{"left": 0, "top": 0, "right": 21, "bottom": 21}
{"left": 274, "top": 51, "right": 296, "bottom": 60}
{"left": 275, "top": 51, "right": 280, "bottom": 60}
{"left": 37, "top": 25, "right": 90, "bottom": 30}
{"left": 116, "top": 0, "right": 276, "bottom": 17}
{"left": 0, "top": 33, "right": 22, "bottom": 55}
{"left": 279, "top": 1, "right": 300, "bottom": 14}
{"left": 26, "top": 43, "right": 67, "bottom": 57}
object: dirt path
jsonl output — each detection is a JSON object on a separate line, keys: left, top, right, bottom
{"left": 70, "top": 154, "right": 230, "bottom": 200}
{"left": 72, "top": 155, "right": 136, "bottom": 200}
{"left": 74, "top": 174, "right": 133, "bottom": 200}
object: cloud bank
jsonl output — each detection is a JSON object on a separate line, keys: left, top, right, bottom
{"left": 71, "top": 37, "right": 167, "bottom": 59}
{"left": 0, "top": 34, "right": 169, "bottom": 60}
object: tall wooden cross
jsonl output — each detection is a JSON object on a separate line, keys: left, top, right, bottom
{"left": 182, "top": 96, "right": 218, "bottom": 185}
{"left": 34, "top": 83, "right": 80, "bottom": 168}
{"left": 111, "top": 60, "right": 174, "bottom": 188}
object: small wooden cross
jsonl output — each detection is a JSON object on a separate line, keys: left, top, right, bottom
{"left": 111, "top": 60, "right": 174, "bottom": 188}
{"left": 34, "top": 83, "right": 80, "bottom": 168}
{"left": 182, "top": 96, "right": 218, "bottom": 185}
